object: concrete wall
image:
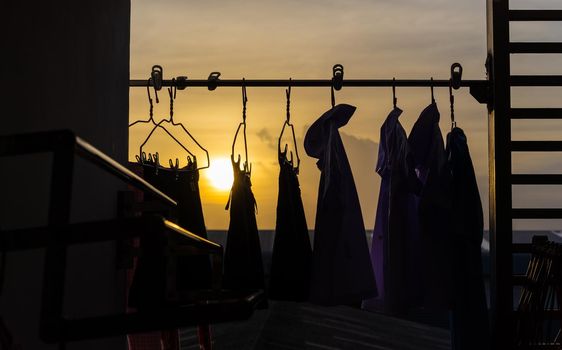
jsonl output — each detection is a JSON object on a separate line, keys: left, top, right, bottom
{"left": 2, "top": 1, "right": 130, "bottom": 349}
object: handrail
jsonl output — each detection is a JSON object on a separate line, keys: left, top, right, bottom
{"left": 0, "top": 130, "right": 177, "bottom": 206}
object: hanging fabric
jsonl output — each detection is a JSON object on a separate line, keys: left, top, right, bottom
{"left": 269, "top": 83, "right": 313, "bottom": 301}
{"left": 304, "top": 103, "right": 377, "bottom": 306}
{"left": 362, "top": 106, "right": 422, "bottom": 314}
{"left": 223, "top": 83, "right": 266, "bottom": 304}
{"left": 447, "top": 129, "right": 490, "bottom": 349}
{"left": 408, "top": 102, "right": 453, "bottom": 310}
{"left": 127, "top": 83, "right": 211, "bottom": 350}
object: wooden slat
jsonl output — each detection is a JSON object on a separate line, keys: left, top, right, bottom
{"left": 511, "top": 141, "right": 562, "bottom": 152}
{"left": 510, "top": 42, "right": 562, "bottom": 54}
{"left": 510, "top": 108, "right": 562, "bottom": 119}
{"left": 512, "top": 208, "right": 562, "bottom": 219}
{"left": 510, "top": 75, "right": 562, "bottom": 86}
{"left": 511, "top": 174, "right": 562, "bottom": 184}
{"left": 509, "top": 10, "right": 562, "bottom": 21}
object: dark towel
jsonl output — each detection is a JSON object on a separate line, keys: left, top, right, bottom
{"left": 269, "top": 150, "right": 312, "bottom": 301}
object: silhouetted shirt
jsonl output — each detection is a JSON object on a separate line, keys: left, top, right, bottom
{"left": 408, "top": 103, "right": 453, "bottom": 310}
{"left": 447, "top": 127, "right": 490, "bottom": 350}
{"left": 304, "top": 104, "right": 377, "bottom": 305}
{"left": 269, "top": 150, "right": 312, "bottom": 301}
{"left": 363, "top": 107, "right": 421, "bottom": 314}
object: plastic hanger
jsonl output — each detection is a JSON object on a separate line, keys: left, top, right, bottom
{"left": 231, "top": 79, "right": 251, "bottom": 174}
{"left": 158, "top": 79, "right": 211, "bottom": 170}
{"left": 278, "top": 79, "right": 301, "bottom": 173}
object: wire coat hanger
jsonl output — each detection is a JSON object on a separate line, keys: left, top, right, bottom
{"left": 160, "top": 79, "right": 211, "bottom": 170}
{"left": 129, "top": 80, "right": 158, "bottom": 128}
{"left": 231, "top": 79, "right": 250, "bottom": 174}
{"left": 278, "top": 79, "right": 301, "bottom": 173}
{"left": 135, "top": 77, "right": 195, "bottom": 165}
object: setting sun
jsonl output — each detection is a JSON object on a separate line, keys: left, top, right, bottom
{"left": 206, "top": 157, "right": 234, "bottom": 191}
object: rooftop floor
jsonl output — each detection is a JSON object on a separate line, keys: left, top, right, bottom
{"left": 180, "top": 301, "right": 451, "bottom": 350}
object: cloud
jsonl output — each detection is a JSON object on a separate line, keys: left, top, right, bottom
{"left": 256, "top": 128, "right": 277, "bottom": 150}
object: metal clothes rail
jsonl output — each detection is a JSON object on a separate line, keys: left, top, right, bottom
{"left": 129, "top": 78, "right": 489, "bottom": 88}
{"left": 129, "top": 64, "right": 492, "bottom": 104}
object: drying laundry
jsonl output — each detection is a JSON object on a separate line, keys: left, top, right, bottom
{"left": 363, "top": 107, "right": 421, "bottom": 315}
{"left": 129, "top": 154, "right": 212, "bottom": 309}
{"left": 269, "top": 149, "right": 312, "bottom": 301}
{"left": 223, "top": 156, "right": 266, "bottom": 297}
{"left": 304, "top": 104, "right": 377, "bottom": 306}
{"left": 446, "top": 127, "right": 490, "bottom": 350}
{"left": 408, "top": 102, "right": 453, "bottom": 310}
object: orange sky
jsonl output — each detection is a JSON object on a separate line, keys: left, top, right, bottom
{"left": 129, "top": 0, "right": 562, "bottom": 230}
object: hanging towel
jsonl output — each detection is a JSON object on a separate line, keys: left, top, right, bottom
{"left": 408, "top": 103, "right": 453, "bottom": 310}
{"left": 223, "top": 157, "right": 266, "bottom": 303}
{"left": 269, "top": 150, "right": 312, "bottom": 301}
{"left": 446, "top": 127, "right": 490, "bottom": 350}
{"left": 362, "top": 107, "right": 422, "bottom": 314}
{"left": 304, "top": 104, "right": 377, "bottom": 306}
{"left": 128, "top": 157, "right": 212, "bottom": 309}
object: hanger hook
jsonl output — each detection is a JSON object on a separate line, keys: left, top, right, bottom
{"left": 286, "top": 78, "right": 292, "bottom": 123}
{"left": 146, "top": 78, "right": 154, "bottom": 120}
{"left": 430, "top": 77, "right": 435, "bottom": 104}
{"left": 242, "top": 78, "right": 248, "bottom": 122}
{"left": 449, "top": 80, "right": 456, "bottom": 129}
{"left": 392, "top": 78, "right": 397, "bottom": 109}
{"left": 168, "top": 79, "right": 176, "bottom": 122}
{"left": 231, "top": 79, "right": 250, "bottom": 173}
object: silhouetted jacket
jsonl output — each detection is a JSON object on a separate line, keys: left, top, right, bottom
{"left": 447, "top": 127, "right": 490, "bottom": 350}
{"left": 304, "top": 104, "right": 377, "bottom": 305}
{"left": 363, "top": 107, "right": 421, "bottom": 314}
{"left": 408, "top": 103, "right": 453, "bottom": 310}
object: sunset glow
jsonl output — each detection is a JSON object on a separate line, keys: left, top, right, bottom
{"left": 206, "top": 157, "right": 234, "bottom": 191}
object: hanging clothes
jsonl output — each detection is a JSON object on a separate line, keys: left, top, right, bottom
{"left": 408, "top": 103, "right": 453, "bottom": 310}
{"left": 269, "top": 150, "right": 312, "bottom": 301}
{"left": 446, "top": 127, "right": 490, "bottom": 350}
{"left": 129, "top": 155, "right": 212, "bottom": 310}
{"left": 304, "top": 104, "right": 377, "bottom": 306}
{"left": 223, "top": 157, "right": 266, "bottom": 300}
{"left": 147, "top": 159, "right": 212, "bottom": 293}
{"left": 362, "top": 107, "right": 422, "bottom": 314}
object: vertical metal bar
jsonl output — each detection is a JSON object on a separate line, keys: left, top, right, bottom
{"left": 39, "top": 136, "right": 75, "bottom": 342}
{"left": 487, "top": 0, "right": 513, "bottom": 347}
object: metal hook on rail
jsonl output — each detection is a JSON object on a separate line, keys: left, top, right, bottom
{"left": 208, "top": 72, "right": 221, "bottom": 91}
{"left": 176, "top": 76, "right": 188, "bottom": 90}
{"left": 151, "top": 65, "right": 163, "bottom": 103}
{"left": 451, "top": 63, "right": 463, "bottom": 90}
{"left": 332, "top": 64, "right": 344, "bottom": 91}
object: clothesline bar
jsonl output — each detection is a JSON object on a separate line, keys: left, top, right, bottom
{"left": 129, "top": 79, "right": 489, "bottom": 88}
